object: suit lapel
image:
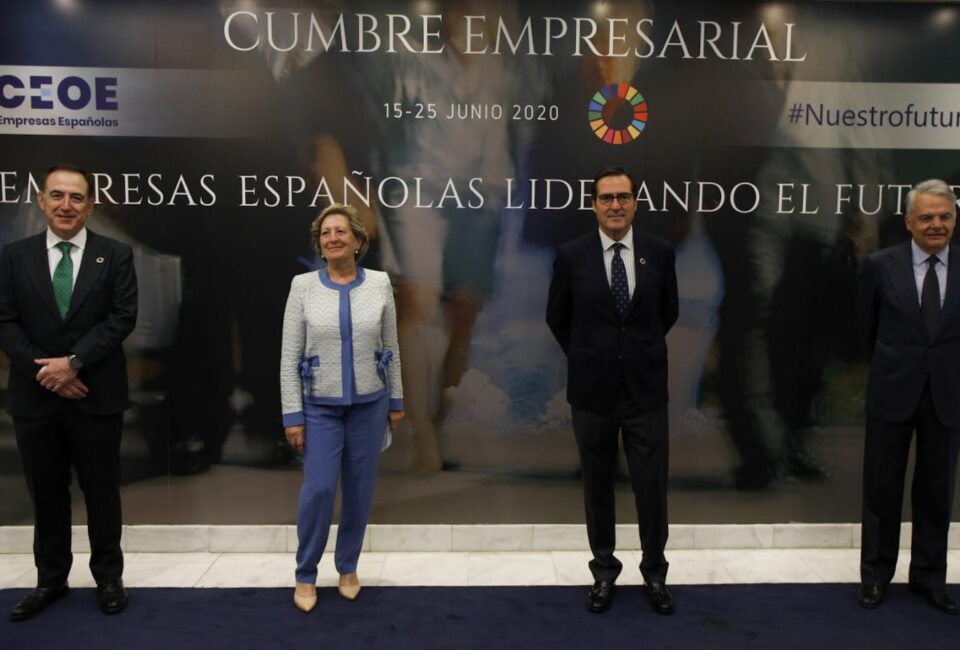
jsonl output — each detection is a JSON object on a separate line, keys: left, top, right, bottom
{"left": 65, "top": 231, "right": 107, "bottom": 321}
{"left": 585, "top": 231, "right": 618, "bottom": 316}
{"left": 888, "top": 241, "right": 928, "bottom": 340}
{"left": 935, "top": 243, "right": 960, "bottom": 336}
{"left": 626, "top": 234, "right": 649, "bottom": 319}
{"left": 23, "top": 233, "right": 63, "bottom": 320}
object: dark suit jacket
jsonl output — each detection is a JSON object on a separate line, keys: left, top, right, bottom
{"left": 546, "top": 229, "right": 679, "bottom": 412}
{"left": 858, "top": 241, "right": 960, "bottom": 428}
{"left": 0, "top": 230, "right": 138, "bottom": 418}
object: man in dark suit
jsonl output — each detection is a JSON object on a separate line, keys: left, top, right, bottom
{"left": 546, "top": 166, "right": 678, "bottom": 615}
{"left": 857, "top": 178, "right": 960, "bottom": 615}
{"left": 0, "top": 164, "right": 137, "bottom": 621}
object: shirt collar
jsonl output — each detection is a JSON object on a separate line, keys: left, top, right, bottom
{"left": 599, "top": 226, "right": 633, "bottom": 252}
{"left": 46, "top": 227, "right": 87, "bottom": 251}
{"left": 911, "top": 239, "right": 949, "bottom": 268}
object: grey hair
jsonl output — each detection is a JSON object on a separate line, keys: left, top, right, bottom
{"left": 906, "top": 179, "right": 957, "bottom": 215}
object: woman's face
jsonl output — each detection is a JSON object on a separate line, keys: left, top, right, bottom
{"left": 319, "top": 214, "right": 358, "bottom": 263}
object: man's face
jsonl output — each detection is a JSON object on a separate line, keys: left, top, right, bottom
{"left": 593, "top": 174, "right": 636, "bottom": 241}
{"left": 38, "top": 170, "right": 92, "bottom": 240}
{"left": 905, "top": 192, "right": 956, "bottom": 255}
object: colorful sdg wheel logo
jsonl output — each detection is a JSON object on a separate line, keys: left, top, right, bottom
{"left": 588, "top": 83, "right": 648, "bottom": 145}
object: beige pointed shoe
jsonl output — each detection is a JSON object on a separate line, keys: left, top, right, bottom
{"left": 338, "top": 573, "right": 361, "bottom": 601}
{"left": 293, "top": 582, "right": 317, "bottom": 612}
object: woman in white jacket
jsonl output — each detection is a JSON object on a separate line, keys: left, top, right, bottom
{"left": 280, "top": 204, "right": 404, "bottom": 612}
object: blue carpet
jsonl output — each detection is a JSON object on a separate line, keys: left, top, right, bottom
{"left": 0, "top": 584, "right": 956, "bottom": 649}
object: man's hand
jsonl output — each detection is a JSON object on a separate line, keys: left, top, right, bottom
{"left": 285, "top": 425, "right": 306, "bottom": 454}
{"left": 388, "top": 410, "right": 405, "bottom": 433}
{"left": 55, "top": 377, "right": 89, "bottom": 400}
{"left": 34, "top": 357, "right": 78, "bottom": 392}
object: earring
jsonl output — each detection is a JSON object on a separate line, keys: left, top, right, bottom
{"left": 354, "top": 250, "right": 359, "bottom": 256}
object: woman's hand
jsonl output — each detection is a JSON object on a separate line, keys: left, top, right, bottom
{"left": 285, "top": 425, "right": 306, "bottom": 454}
{"left": 388, "top": 410, "right": 405, "bottom": 433}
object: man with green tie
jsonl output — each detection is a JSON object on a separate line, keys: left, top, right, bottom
{"left": 0, "top": 164, "right": 138, "bottom": 621}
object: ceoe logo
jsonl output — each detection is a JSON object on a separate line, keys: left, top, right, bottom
{"left": 0, "top": 74, "right": 118, "bottom": 111}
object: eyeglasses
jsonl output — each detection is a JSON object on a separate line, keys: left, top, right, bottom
{"left": 596, "top": 193, "right": 635, "bottom": 206}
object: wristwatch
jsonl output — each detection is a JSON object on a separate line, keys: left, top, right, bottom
{"left": 67, "top": 354, "right": 83, "bottom": 370}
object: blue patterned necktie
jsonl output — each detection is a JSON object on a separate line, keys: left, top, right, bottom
{"left": 52, "top": 241, "right": 74, "bottom": 318}
{"left": 611, "top": 242, "right": 629, "bottom": 319}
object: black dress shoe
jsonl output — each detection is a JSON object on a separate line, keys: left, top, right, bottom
{"left": 586, "top": 581, "right": 615, "bottom": 613}
{"left": 910, "top": 585, "right": 960, "bottom": 615}
{"left": 856, "top": 583, "right": 884, "bottom": 609}
{"left": 646, "top": 582, "right": 675, "bottom": 615}
{"left": 97, "top": 580, "right": 128, "bottom": 614}
{"left": 10, "top": 583, "right": 69, "bottom": 621}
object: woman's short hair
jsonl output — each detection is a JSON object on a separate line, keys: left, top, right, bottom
{"left": 311, "top": 203, "right": 370, "bottom": 260}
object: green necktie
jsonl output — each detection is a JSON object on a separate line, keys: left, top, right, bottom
{"left": 52, "top": 241, "right": 74, "bottom": 318}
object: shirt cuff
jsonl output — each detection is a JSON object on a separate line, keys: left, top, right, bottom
{"left": 282, "top": 411, "right": 305, "bottom": 427}
{"left": 389, "top": 398, "right": 404, "bottom": 412}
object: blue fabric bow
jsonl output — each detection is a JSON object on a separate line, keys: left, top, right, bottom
{"left": 299, "top": 356, "right": 319, "bottom": 395}
{"left": 375, "top": 350, "right": 393, "bottom": 384}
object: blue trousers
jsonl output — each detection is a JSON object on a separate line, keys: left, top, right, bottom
{"left": 295, "top": 396, "right": 388, "bottom": 583}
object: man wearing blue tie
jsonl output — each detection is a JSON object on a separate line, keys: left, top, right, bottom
{"left": 857, "top": 178, "right": 960, "bottom": 614}
{"left": 0, "top": 164, "right": 138, "bottom": 621}
{"left": 547, "top": 166, "right": 679, "bottom": 615}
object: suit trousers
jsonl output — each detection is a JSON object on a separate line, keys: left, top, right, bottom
{"left": 295, "top": 396, "right": 388, "bottom": 583}
{"left": 861, "top": 385, "right": 960, "bottom": 590}
{"left": 572, "top": 390, "right": 669, "bottom": 584}
{"left": 14, "top": 405, "right": 124, "bottom": 588}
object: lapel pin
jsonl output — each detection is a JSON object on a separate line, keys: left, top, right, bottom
{"left": 96, "top": 257, "right": 105, "bottom": 264}
{"left": 639, "top": 257, "right": 647, "bottom": 265}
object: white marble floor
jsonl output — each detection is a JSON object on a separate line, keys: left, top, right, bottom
{"left": 2, "top": 549, "right": 960, "bottom": 589}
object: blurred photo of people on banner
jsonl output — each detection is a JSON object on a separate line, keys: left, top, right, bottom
{"left": 1, "top": 0, "right": 959, "bottom": 527}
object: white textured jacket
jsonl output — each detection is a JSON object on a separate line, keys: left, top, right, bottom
{"left": 280, "top": 267, "right": 403, "bottom": 427}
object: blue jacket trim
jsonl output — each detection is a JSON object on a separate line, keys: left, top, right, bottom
{"left": 318, "top": 267, "right": 366, "bottom": 405}
{"left": 282, "top": 411, "right": 305, "bottom": 427}
{"left": 303, "top": 386, "right": 388, "bottom": 407}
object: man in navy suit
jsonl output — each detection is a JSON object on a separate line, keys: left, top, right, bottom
{"left": 547, "top": 166, "right": 678, "bottom": 615}
{"left": 0, "top": 164, "right": 137, "bottom": 621}
{"left": 857, "top": 178, "right": 960, "bottom": 614}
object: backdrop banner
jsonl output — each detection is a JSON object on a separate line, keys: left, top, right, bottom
{"left": 2, "top": 0, "right": 958, "bottom": 525}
